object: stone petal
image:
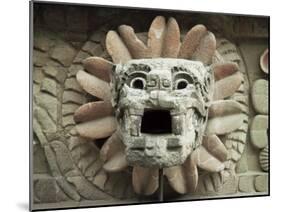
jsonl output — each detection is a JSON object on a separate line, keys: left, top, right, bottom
{"left": 192, "top": 32, "right": 216, "bottom": 65}
{"left": 83, "top": 57, "right": 113, "bottom": 82}
{"left": 164, "top": 166, "right": 187, "bottom": 194}
{"left": 105, "top": 30, "right": 132, "bottom": 63}
{"left": 182, "top": 157, "right": 198, "bottom": 192}
{"left": 103, "top": 151, "right": 128, "bottom": 172}
{"left": 178, "top": 24, "right": 207, "bottom": 59}
{"left": 251, "top": 79, "right": 268, "bottom": 114}
{"left": 250, "top": 115, "right": 268, "bottom": 149}
{"left": 147, "top": 16, "right": 166, "bottom": 57}
{"left": 213, "top": 72, "right": 243, "bottom": 100}
{"left": 206, "top": 113, "right": 244, "bottom": 135}
{"left": 212, "top": 62, "right": 239, "bottom": 81}
{"left": 100, "top": 131, "right": 123, "bottom": 162}
{"left": 132, "top": 166, "right": 159, "bottom": 195}
{"left": 260, "top": 48, "right": 268, "bottom": 74}
{"left": 192, "top": 146, "right": 225, "bottom": 172}
{"left": 212, "top": 50, "right": 224, "bottom": 64}
{"left": 76, "top": 70, "right": 111, "bottom": 101}
{"left": 202, "top": 135, "right": 228, "bottom": 162}
{"left": 162, "top": 17, "right": 180, "bottom": 58}
{"left": 76, "top": 116, "right": 117, "bottom": 139}
{"left": 74, "top": 101, "right": 113, "bottom": 123}
{"left": 208, "top": 100, "right": 243, "bottom": 118}
{"left": 118, "top": 25, "right": 149, "bottom": 58}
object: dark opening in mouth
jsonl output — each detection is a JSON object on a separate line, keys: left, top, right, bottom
{"left": 141, "top": 109, "right": 172, "bottom": 134}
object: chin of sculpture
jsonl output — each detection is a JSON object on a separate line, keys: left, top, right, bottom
{"left": 74, "top": 16, "right": 245, "bottom": 195}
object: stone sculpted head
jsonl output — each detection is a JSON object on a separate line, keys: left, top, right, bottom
{"left": 111, "top": 59, "right": 214, "bottom": 167}
{"left": 75, "top": 16, "right": 245, "bottom": 195}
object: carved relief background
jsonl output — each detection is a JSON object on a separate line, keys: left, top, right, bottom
{"left": 32, "top": 2, "right": 269, "bottom": 210}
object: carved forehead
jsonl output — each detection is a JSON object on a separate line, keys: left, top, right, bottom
{"left": 115, "top": 58, "right": 209, "bottom": 81}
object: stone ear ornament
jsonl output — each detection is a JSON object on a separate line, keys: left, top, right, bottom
{"left": 74, "top": 16, "right": 245, "bottom": 195}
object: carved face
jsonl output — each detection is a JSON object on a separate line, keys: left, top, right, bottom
{"left": 111, "top": 58, "right": 214, "bottom": 168}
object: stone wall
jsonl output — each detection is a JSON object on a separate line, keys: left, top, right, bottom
{"left": 32, "top": 2, "right": 269, "bottom": 210}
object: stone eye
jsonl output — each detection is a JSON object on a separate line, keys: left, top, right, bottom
{"left": 173, "top": 72, "right": 193, "bottom": 90}
{"left": 175, "top": 79, "right": 189, "bottom": 90}
{"left": 130, "top": 77, "right": 146, "bottom": 89}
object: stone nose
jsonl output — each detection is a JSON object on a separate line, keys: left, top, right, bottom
{"left": 149, "top": 90, "right": 176, "bottom": 108}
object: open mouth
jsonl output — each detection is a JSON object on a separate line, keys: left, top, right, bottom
{"left": 127, "top": 107, "right": 203, "bottom": 138}
{"left": 141, "top": 109, "right": 172, "bottom": 134}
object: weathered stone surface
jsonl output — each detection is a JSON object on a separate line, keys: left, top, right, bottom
{"left": 34, "top": 174, "right": 69, "bottom": 203}
{"left": 73, "top": 51, "right": 91, "bottom": 64}
{"left": 106, "top": 30, "right": 132, "bottom": 63}
{"left": 83, "top": 57, "right": 113, "bottom": 82}
{"left": 68, "top": 64, "right": 83, "bottom": 77}
{"left": 147, "top": 16, "right": 166, "bottom": 58}
{"left": 192, "top": 32, "right": 216, "bottom": 65}
{"left": 259, "top": 146, "right": 269, "bottom": 172}
{"left": 238, "top": 176, "right": 254, "bottom": 193}
{"left": 164, "top": 166, "right": 186, "bottom": 194}
{"left": 250, "top": 115, "right": 268, "bottom": 149}
{"left": 100, "top": 132, "right": 123, "bottom": 162}
{"left": 63, "top": 90, "right": 86, "bottom": 105}
{"left": 260, "top": 49, "right": 268, "bottom": 74}
{"left": 62, "top": 115, "right": 75, "bottom": 127}
{"left": 93, "top": 170, "right": 107, "bottom": 190}
{"left": 252, "top": 79, "right": 268, "bottom": 114}
{"left": 51, "top": 41, "right": 76, "bottom": 66}
{"left": 111, "top": 59, "right": 213, "bottom": 167}
{"left": 33, "top": 83, "right": 40, "bottom": 95}
{"left": 213, "top": 72, "right": 243, "bottom": 100}
{"left": 34, "top": 36, "right": 54, "bottom": 52}
{"left": 66, "top": 176, "right": 110, "bottom": 200}
{"left": 33, "top": 144, "right": 49, "bottom": 173}
{"left": 206, "top": 113, "right": 244, "bottom": 135}
{"left": 132, "top": 166, "right": 159, "bottom": 195}
{"left": 118, "top": 25, "right": 148, "bottom": 59}
{"left": 62, "top": 103, "right": 80, "bottom": 116}
{"left": 220, "top": 173, "right": 238, "bottom": 194}
{"left": 64, "top": 77, "right": 83, "bottom": 93}
{"left": 103, "top": 151, "right": 128, "bottom": 172}
{"left": 212, "top": 62, "right": 239, "bottom": 81}
{"left": 43, "top": 66, "right": 67, "bottom": 83}
{"left": 230, "top": 149, "right": 241, "bottom": 162}
{"left": 34, "top": 50, "right": 48, "bottom": 67}
{"left": 50, "top": 140, "right": 76, "bottom": 175}
{"left": 162, "top": 17, "right": 180, "bottom": 58}
{"left": 236, "top": 150, "right": 248, "bottom": 173}
{"left": 34, "top": 107, "right": 56, "bottom": 133}
{"left": 82, "top": 41, "right": 103, "bottom": 56}
{"left": 202, "top": 135, "right": 228, "bottom": 162}
{"left": 35, "top": 93, "right": 57, "bottom": 122}
{"left": 32, "top": 12, "right": 263, "bottom": 202}
{"left": 254, "top": 175, "right": 268, "bottom": 192}
{"left": 76, "top": 70, "right": 111, "bottom": 101}
{"left": 178, "top": 24, "right": 207, "bottom": 59}
{"left": 41, "top": 78, "right": 57, "bottom": 96}
{"left": 33, "top": 68, "right": 45, "bottom": 84}
{"left": 76, "top": 116, "right": 117, "bottom": 139}
{"left": 192, "top": 146, "right": 225, "bottom": 172}
{"left": 74, "top": 101, "right": 113, "bottom": 123}
{"left": 208, "top": 100, "right": 242, "bottom": 118}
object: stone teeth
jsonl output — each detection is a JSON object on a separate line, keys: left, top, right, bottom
{"left": 130, "top": 115, "right": 142, "bottom": 136}
{"left": 172, "top": 115, "right": 182, "bottom": 135}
